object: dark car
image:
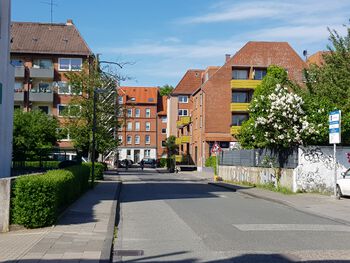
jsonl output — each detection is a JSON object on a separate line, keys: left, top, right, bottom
{"left": 141, "top": 158, "right": 156, "bottom": 168}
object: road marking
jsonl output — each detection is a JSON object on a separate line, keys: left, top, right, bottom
{"left": 233, "top": 224, "right": 350, "bottom": 232}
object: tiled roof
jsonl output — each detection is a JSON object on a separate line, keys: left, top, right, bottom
{"left": 307, "top": 51, "right": 330, "bottom": 66}
{"left": 157, "top": 96, "right": 167, "bottom": 115}
{"left": 11, "top": 21, "right": 92, "bottom": 56}
{"left": 119, "top": 86, "right": 159, "bottom": 104}
{"left": 172, "top": 69, "right": 204, "bottom": 95}
{"left": 230, "top": 41, "right": 307, "bottom": 83}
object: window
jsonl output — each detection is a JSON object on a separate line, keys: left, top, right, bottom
{"left": 232, "top": 114, "right": 249, "bottom": 126}
{"left": 254, "top": 69, "right": 267, "bottom": 80}
{"left": 118, "top": 96, "right": 123, "bottom": 104}
{"left": 127, "top": 122, "right": 132, "bottom": 131}
{"left": 127, "top": 149, "right": 131, "bottom": 157}
{"left": 11, "top": 59, "right": 24, "bottom": 67}
{"left": 57, "top": 128, "right": 70, "bottom": 141}
{"left": 127, "top": 135, "right": 132, "bottom": 144}
{"left": 14, "top": 82, "right": 23, "bottom": 91}
{"left": 118, "top": 135, "right": 123, "bottom": 143}
{"left": 135, "top": 135, "right": 140, "bottom": 144}
{"left": 178, "top": 96, "right": 188, "bottom": 103}
{"left": 232, "top": 90, "right": 253, "bottom": 103}
{"left": 145, "top": 135, "right": 150, "bottom": 144}
{"left": 58, "top": 58, "right": 82, "bottom": 71}
{"left": 178, "top": 109, "right": 188, "bottom": 116}
{"left": 162, "top": 140, "right": 166, "bottom": 148}
{"left": 135, "top": 108, "right": 140, "bottom": 117}
{"left": 161, "top": 128, "right": 166, "bottom": 134}
{"left": 32, "top": 82, "right": 52, "bottom": 93}
{"left": 232, "top": 69, "right": 249, "bottom": 80}
{"left": 145, "top": 122, "right": 151, "bottom": 131}
{"left": 33, "top": 59, "right": 52, "bottom": 69}
{"left": 38, "top": 106, "right": 49, "bottom": 114}
{"left": 57, "top": 104, "right": 80, "bottom": 117}
{"left": 145, "top": 108, "right": 151, "bottom": 118}
{"left": 127, "top": 108, "right": 133, "bottom": 117}
{"left": 58, "top": 104, "right": 68, "bottom": 117}
{"left": 135, "top": 122, "right": 140, "bottom": 131}
{"left": 144, "top": 149, "right": 150, "bottom": 157}
{"left": 161, "top": 116, "right": 167, "bottom": 123}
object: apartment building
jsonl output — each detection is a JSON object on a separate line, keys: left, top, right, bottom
{"left": 10, "top": 20, "right": 92, "bottom": 154}
{"left": 189, "top": 42, "right": 306, "bottom": 169}
{"left": 157, "top": 96, "right": 168, "bottom": 158}
{"left": 0, "top": 0, "right": 14, "bottom": 178}
{"left": 167, "top": 69, "right": 203, "bottom": 163}
{"left": 117, "top": 86, "right": 159, "bottom": 162}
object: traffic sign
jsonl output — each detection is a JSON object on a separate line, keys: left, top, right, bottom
{"left": 329, "top": 110, "right": 341, "bottom": 144}
{"left": 211, "top": 142, "right": 222, "bottom": 154}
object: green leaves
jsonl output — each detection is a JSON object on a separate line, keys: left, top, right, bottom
{"left": 159, "top": 84, "right": 174, "bottom": 96}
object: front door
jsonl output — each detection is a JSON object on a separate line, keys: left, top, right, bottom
{"left": 134, "top": 150, "right": 140, "bottom": 163}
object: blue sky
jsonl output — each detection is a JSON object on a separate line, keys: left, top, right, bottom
{"left": 12, "top": 0, "right": 350, "bottom": 87}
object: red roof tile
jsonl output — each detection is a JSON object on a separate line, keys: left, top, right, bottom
{"left": 157, "top": 96, "right": 167, "bottom": 115}
{"left": 11, "top": 21, "right": 92, "bottom": 56}
{"left": 307, "top": 51, "right": 330, "bottom": 66}
{"left": 119, "top": 86, "right": 159, "bottom": 104}
{"left": 172, "top": 69, "right": 204, "bottom": 95}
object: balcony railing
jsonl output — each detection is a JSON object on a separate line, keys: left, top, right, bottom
{"left": 15, "top": 67, "right": 25, "bottom": 78}
{"left": 29, "top": 87, "right": 54, "bottom": 102}
{"left": 175, "top": 135, "right": 190, "bottom": 145}
{"left": 230, "top": 126, "right": 241, "bottom": 135}
{"left": 14, "top": 91, "right": 24, "bottom": 102}
{"left": 175, "top": 137, "right": 182, "bottom": 145}
{"left": 230, "top": 103, "right": 250, "bottom": 112}
{"left": 29, "top": 67, "right": 54, "bottom": 79}
{"left": 176, "top": 116, "right": 191, "bottom": 128}
{"left": 231, "top": 79, "right": 261, "bottom": 89}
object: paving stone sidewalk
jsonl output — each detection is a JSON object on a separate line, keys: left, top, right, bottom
{"left": 0, "top": 180, "right": 120, "bottom": 263}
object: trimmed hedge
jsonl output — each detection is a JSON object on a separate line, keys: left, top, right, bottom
{"left": 83, "top": 162, "right": 105, "bottom": 180}
{"left": 12, "top": 165, "right": 90, "bottom": 228}
{"left": 205, "top": 156, "right": 217, "bottom": 175}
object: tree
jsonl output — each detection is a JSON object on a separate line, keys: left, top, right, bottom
{"left": 238, "top": 66, "right": 317, "bottom": 185}
{"left": 164, "top": 135, "right": 178, "bottom": 171}
{"left": 64, "top": 61, "right": 122, "bottom": 160}
{"left": 159, "top": 84, "right": 174, "bottom": 96}
{"left": 302, "top": 22, "right": 350, "bottom": 145}
{"left": 13, "top": 110, "right": 59, "bottom": 160}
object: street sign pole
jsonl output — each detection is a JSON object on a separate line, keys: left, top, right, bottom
{"left": 329, "top": 110, "right": 341, "bottom": 199}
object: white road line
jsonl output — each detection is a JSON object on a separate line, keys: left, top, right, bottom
{"left": 233, "top": 224, "right": 350, "bottom": 232}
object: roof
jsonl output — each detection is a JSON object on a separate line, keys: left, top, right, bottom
{"left": 172, "top": 69, "right": 204, "bottom": 95}
{"left": 307, "top": 51, "right": 330, "bottom": 66}
{"left": 157, "top": 96, "right": 167, "bottom": 115}
{"left": 119, "top": 86, "right": 159, "bottom": 104}
{"left": 11, "top": 21, "right": 92, "bottom": 56}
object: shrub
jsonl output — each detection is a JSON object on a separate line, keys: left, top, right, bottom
{"left": 12, "top": 165, "right": 90, "bottom": 228}
{"left": 159, "top": 158, "right": 167, "bottom": 168}
{"left": 83, "top": 162, "right": 105, "bottom": 180}
{"left": 205, "top": 156, "right": 218, "bottom": 174}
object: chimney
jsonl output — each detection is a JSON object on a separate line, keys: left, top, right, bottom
{"left": 66, "top": 19, "right": 73, "bottom": 26}
{"left": 225, "top": 54, "right": 231, "bottom": 62}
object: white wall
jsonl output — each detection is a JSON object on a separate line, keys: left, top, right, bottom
{"left": 294, "top": 146, "right": 350, "bottom": 192}
{"left": 166, "top": 96, "right": 178, "bottom": 138}
{"left": 119, "top": 148, "right": 157, "bottom": 161}
{"left": 0, "top": 0, "right": 14, "bottom": 178}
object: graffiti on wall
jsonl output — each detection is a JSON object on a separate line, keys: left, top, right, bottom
{"left": 300, "top": 147, "right": 334, "bottom": 170}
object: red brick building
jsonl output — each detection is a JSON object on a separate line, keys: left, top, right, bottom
{"left": 157, "top": 96, "right": 168, "bottom": 158}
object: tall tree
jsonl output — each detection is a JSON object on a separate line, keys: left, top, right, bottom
{"left": 159, "top": 84, "right": 174, "bottom": 96}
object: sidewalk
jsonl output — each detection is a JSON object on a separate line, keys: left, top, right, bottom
{"left": 210, "top": 181, "right": 350, "bottom": 225}
{"left": 0, "top": 180, "right": 120, "bottom": 263}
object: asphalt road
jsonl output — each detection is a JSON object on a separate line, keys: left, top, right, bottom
{"left": 113, "top": 169, "right": 350, "bottom": 263}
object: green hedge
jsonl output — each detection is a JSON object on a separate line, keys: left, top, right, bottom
{"left": 12, "top": 165, "right": 90, "bottom": 228}
{"left": 205, "top": 156, "right": 217, "bottom": 175}
{"left": 83, "top": 162, "right": 105, "bottom": 180}
{"left": 159, "top": 158, "right": 167, "bottom": 168}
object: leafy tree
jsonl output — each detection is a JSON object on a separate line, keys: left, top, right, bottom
{"left": 13, "top": 110, "right": 59, "bottom": 159}
{"left": 165, "top": 135, "right": 178, "bottom": 157}
{"left": 64, "top": 61, "right": 122, "bottom": 160}
{"left": 159, "top": 84, "right": 174, "bottom": 96}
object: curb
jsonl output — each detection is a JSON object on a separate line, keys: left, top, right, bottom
{"left": 209, "top": 181, "right": 350, "bottom": 226}
{"left": 100, "top": 182, "right": 122, "bottom": 263}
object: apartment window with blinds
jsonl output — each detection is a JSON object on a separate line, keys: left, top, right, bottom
{"left": 135, "top": 108, "right": 141, "bottom": 117}
{"left": 135, "top": 135, "right": 140, "bottom": 144}
{"left": 127, "top": 109, "right": 133, "bottom": 117}
{"left": 232, "top": 69, "right": 249, "bottom": 80}
{"left": 135, "top": 122, "right": 140, "bottom": 131}
{"left": 127, "top": 135, "right": 132, "bottom": 144}
{"left": 145, "top": 122, "right": 151, "bottom": 131}
{"left": 232, "top": 114, "right": 249, "bottom": 126}
{"left": 145, "top": 135, "right": 150, "bottom": 144}
{"left": 127, "top": 122, "right": 132, "bottom": 131}
{"left": 145, "top": 108, "right": 151, "bottom": 118}
{"left": 144, "top": 149, "right": 150, "bottom": 157}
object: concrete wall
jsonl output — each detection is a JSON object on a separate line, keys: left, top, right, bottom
{"left": 294, "top": 146, "right": 350, "bottom": 193}
{"left": 218, "top": 165, "right": 294, "bottom": 190}
{"left": 0, "top": 178, "right": 11, "bottom": 232}
{"left": 0, "top": 0, "right": 14, "bottom": 178}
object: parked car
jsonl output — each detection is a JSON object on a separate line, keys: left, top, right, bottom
{"left": 337, "top": 169, "right": 350, "bottom": 198}
{"left": 141, "top": 158, "right": 156, "bottom": 168}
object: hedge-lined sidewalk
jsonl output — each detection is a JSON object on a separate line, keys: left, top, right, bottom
{"left": 0, "top": 181, "right": 120, "bottom": 263}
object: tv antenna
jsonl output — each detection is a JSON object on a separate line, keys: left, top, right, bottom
{"left": 41, "top": 0, "right": 58, "bottom": 24}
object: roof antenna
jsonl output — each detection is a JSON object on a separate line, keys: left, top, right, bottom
{"left": 303, "top": 50, "right": 308, "bottom": 61}
{"left": 41, "top": 0, "right": 58, "bottom": 24}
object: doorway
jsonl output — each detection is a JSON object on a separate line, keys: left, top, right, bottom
{"left": 134, "top": 150, "right": 140, "bottom": 163}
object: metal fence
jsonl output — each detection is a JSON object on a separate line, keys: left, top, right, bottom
{"left": 219, "top": 148, "right": 298, "bottom": 169}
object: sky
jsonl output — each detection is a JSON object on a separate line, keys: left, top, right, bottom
{"left": 11, "top": 0, "right": 350, "bottom": 87}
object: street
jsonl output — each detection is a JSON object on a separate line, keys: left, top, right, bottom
{"left": 113, "top": 169, "right": 350, "bottom": 263}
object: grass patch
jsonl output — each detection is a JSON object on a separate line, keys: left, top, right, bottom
{"left": 223, "top": 180, "right": 294, "bottom": 195}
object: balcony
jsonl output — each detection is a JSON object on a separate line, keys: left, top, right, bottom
{"left": 175, "top": 137, "right": 182, "bottom": 145}
{"left": 230, "top": 126, "right": 241, "bottom": 135}
{"left": 175, "top": 155, "right": 182, "bottom": 163}
{"left": 176, "top": 116, "right": 191, "bottom": 128}
{"left": 14, "top": 91, "right": 24, "bottom": 102}
{"left": 181, "top": 135, "right": 190, "bottom": 143}
{"left": 29, "top": 68, "right": 54, "bottom": 79}
{"left": 231, "top": 79, "right": 261, "bottom": 89}
{"left": 15, "top": 67, "right": 25, "bottom": 78}
{"left": 29, "top": 88, "right": 54, "bottom": 102}
{"left": 230, "top": 103, "right": 250, "bottom": 112}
